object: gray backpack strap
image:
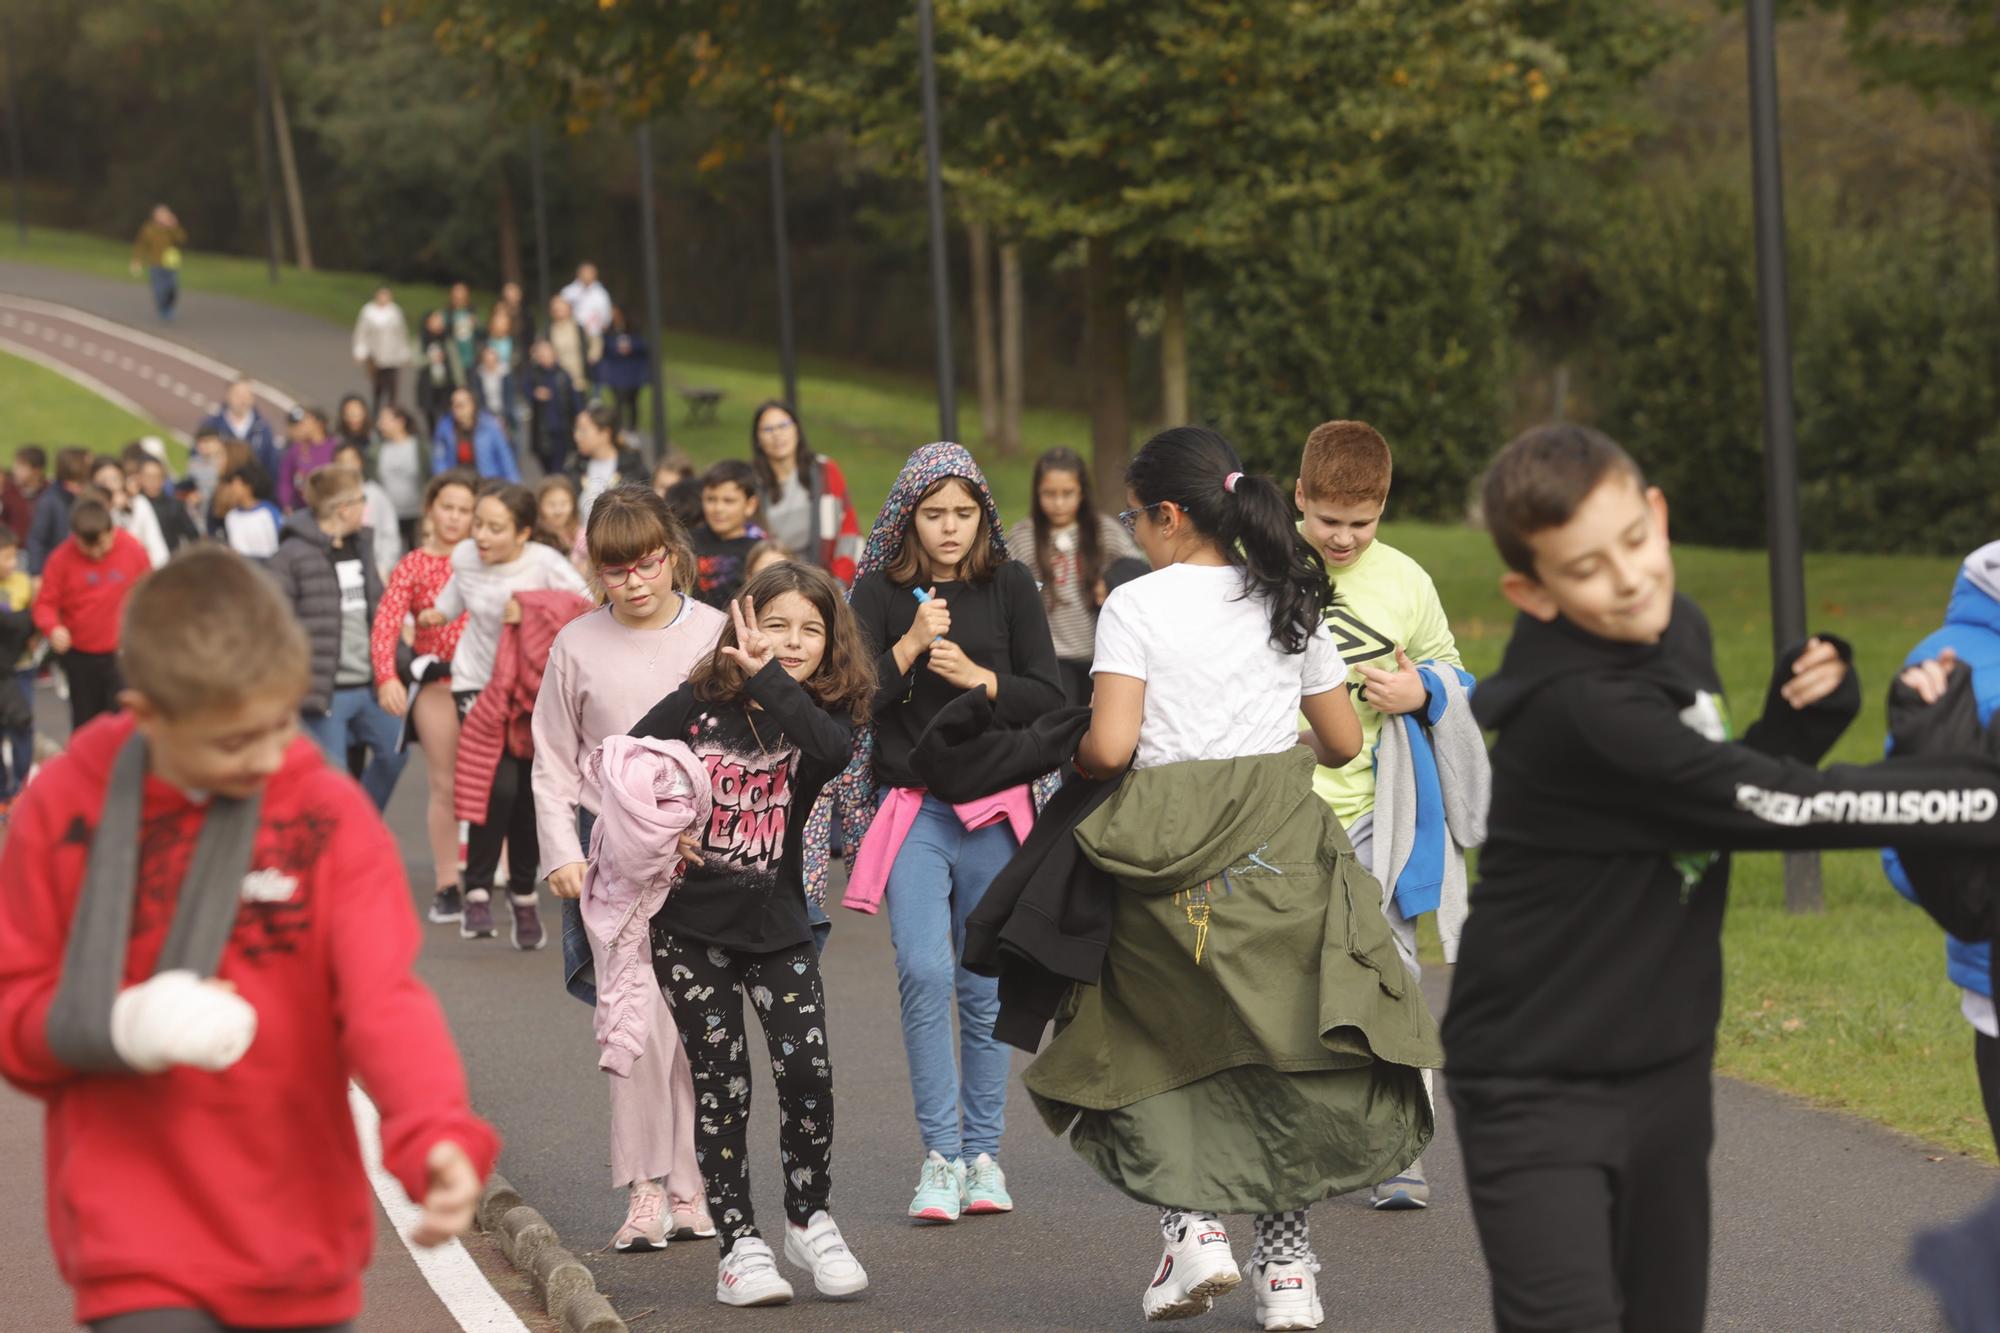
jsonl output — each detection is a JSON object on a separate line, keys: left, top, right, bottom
{"left": 44, "top": 734, "right": 149, "bottom": 1073}
{"left": 156, "top": 787, "right": 265, "bottom": 977}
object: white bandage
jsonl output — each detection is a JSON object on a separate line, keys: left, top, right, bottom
{"left": 109, "top": 969, "right": 259, "bottom": 1074}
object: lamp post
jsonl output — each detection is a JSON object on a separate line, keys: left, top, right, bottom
{"left": 636, "top": 122, "right": 670, "bottom": 459}
{"left": 770, "top": 127, "right": 799, "bottom": 411}
{"left": 252, "top": 40, "right": 282, "bottom": 282}
{"left": 2, "top": 14, "right": 24, "bottom": 246}
{"left": 917, "top": 0, "right": 957, "bottom": 442}
{"left": 1747, "top": 0, "right": 1820, "bottom": 912}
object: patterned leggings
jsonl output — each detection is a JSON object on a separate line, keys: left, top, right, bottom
{"left": 654, "top": 930, "right": 835, "bottom": 1253}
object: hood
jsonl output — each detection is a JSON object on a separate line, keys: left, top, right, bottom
{"left": 1079, "top": 746, "right": 1320, "bottom": 895}
{"left": 855, "top": 442, "right": 1012, "bottom": 582}
{"left": 279, "top": 507, "right": 331, "bottom": 549}
{"left": 1472, "top": 592, "right": 1704, "bottom": 732}
{"left": 1945, "top": 541, "right": 2000, "bottom": 637}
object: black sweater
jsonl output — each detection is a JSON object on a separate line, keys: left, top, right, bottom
{"left": 1444, "top": 595, "right": 2000, "bottom": 1080}
{"left": 629, "top": 660, "right": 853, "bottom": 951}
{"left": 849, "top": 560, "right": 1063, "bottom": 794}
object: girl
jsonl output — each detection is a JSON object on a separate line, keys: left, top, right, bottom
{"left": 531, "top": 484, "right": 726, "bottom": 1252}
{"left": 485, "top": 305, "right": 520, "bottom": 371}
{"left": 834, "top": 442, "right": 1062, "bottom": 1222}
{"left": 373, "top": 469, "right": 477, "bottom": 924}
{"left": 375, "top": 403, "right": 431, "bottom": 553}
{"left": 744, "top": 539, "right": 794, "bottom": 581}
{"left": 1006, "top": 446, "right": 1142, "bottom": 705}
{"left": 631, "top": 563, "right": 876, "bottom": 1308}
{"left": 535, "top": 475, "right": 587, "bottom": 576}
{"left": 416, "top": 308, "right": 462, "bottom": 437}
{"left": 593, "top": 307, "right": 651, "bottom": 433}
{"left": 422, "top": 484, "right": 591, "bottom": 945}
{"left": 1059, "top": 426, "right": 1436, "bottom": 1330}
{"left": 90, "top": 455, "right": 167, "bottom": 568}
{"left": 432, "top": 386, "right": 520, "bottom": 482}
{"left": 335, "top": 393, "right": 376, "bottom": 453}
{"left": 747, "top": 400, "right": 861, "bottom": 587}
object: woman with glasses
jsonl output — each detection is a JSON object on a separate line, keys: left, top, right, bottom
{"left": 747, "top": 400, "right": 862, "bottom": 587}
{"left": 530, "top": 482, "right": 726, "bottom": 1252}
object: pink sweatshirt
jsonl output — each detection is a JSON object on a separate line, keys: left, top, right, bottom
{"left": 844, "top": 784, "right": 1036, "bottom": 914}
{"left": 531, "top": 597, "right": 727, "bottom": 876}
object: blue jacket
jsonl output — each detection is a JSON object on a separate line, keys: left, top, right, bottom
{"left": 1383, "top": 662, "right": 1478, "bottom": 918}
{"left": 1884, "top": 546, "right": 2000, "bottom": 999}
{"left": 25, "top": 484, "right": 72, "bottom": 576}
{"left": 592, "top": 332, "right": 652, "bottom": 393}
{"left": 430, "top": 412, "right": 519, "bottom": 482}
{"left": 197, "top": 408, "right": 281, "bottom": 480}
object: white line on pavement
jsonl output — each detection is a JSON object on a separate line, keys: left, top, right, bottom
{"left": 0, "top": 333, "right": 191, "bottom": 445}
{"left": 348, "top": 1085, "right": 531, "bottom": 1333}
{"left": 0, "top": 293, "right": 297, "bottom": 410}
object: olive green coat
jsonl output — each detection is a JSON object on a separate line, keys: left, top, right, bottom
{"left": 1023, "top": 746, "right": 1442, "bottom": 1213}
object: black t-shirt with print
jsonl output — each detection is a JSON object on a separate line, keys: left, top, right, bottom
{"left": 690, "top": 524, "right": 760, "bottom": 610}
{"left": 630, "top": 660, "right": 854, "bottom": 951}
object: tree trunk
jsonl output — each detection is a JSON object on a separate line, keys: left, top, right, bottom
{"left": 999, "top": 240, "right": 1024, "bottom": 457}
{"left": 968, "top": 219, "right": 1000, "bottom": 448}
{"left": 1160, "top": 252, "right": 1188, "bottom": 425}
{"left": 1084, "top": 236, "right": 1131, "bottom": 504}
{"left": 1989, "top": 118, "right": 2000, "bottom": 394}
{"left": 264, "top": 46, "right": 313, "bottom": 273}
{"left": 497, "top": 166, "right": 523, "bottom": 289}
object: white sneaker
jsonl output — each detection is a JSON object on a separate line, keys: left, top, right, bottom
{"left": 1142, "top": 1213, "right": 1240, "bottom": 1321}
{"left": 715, "top": 1236, "right": 794, "bottom": 1307}
{"left": 1250, "top": 1255, "right": 1324, "bottom": 1331}
{"left": 784, "top": 1210, "right": 869, "bottom": 1298}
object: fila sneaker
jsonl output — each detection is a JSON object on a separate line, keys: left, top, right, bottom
{"left": 1142, "top": 1213, "right": 1240, "bottom": 1321}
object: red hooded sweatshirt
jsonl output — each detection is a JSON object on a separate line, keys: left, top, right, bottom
{"left": 31, "top": 529, "right": 151, "bottom": 653}
{"left": 0, "top": 714, "right": 500, "bottom": 1328}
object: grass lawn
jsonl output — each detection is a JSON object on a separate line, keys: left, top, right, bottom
{"left": 0, "top": 348, "right": 174, "bottom": 465}
{"left": 4, "top": 226, "right": 1989, "bottom": 1160}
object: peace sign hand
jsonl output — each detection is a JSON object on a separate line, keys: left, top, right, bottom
{"left": 721, "top": 595, "right": 774, "bottom": 674}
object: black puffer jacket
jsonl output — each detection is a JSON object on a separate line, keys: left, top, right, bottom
{"left": 267, "top": 509, "right": 383, "bottom": 713}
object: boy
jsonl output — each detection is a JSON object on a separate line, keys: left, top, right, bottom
{"left": 269, "top": 465, "right": 407, "bottom": 811}
{"left": 1295, "top": 420, "right": 1470, "bottom": 1210}
{"left": 0, "top": 524, "right": 35, "bottom": 800}
{"left": 2, "top": 443, "right": 45, "bottom": 540}
{"left": 32, "top": 497, "right": 150, "bottom": 730}
{"left": 27, "top": 445, "right": 92, "bottom": 576}
{"left": 215, "top": 461, "right": 283, "bottom": 561}
{"left": 0, "top": 546, "right": 497, "bottom": 1331}
{"left": 691, "top": 459, "right": 764, "bottom": 609}
{"left": 185, "top": 425, "right": 226, "bottom": 516}
{"left": 1448, "top": 422, "right": 2000, "bottom": 1333}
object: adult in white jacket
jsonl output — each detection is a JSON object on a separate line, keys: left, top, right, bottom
{"left": 352, "top": 286, "right": 414, "bottom": 413}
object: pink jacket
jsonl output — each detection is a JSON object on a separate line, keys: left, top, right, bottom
{"left": 843, "top": 784, "right": 1036, "bottom": 914}
{"left": 581, "top": 735, "right": 712, "bottom": 1076}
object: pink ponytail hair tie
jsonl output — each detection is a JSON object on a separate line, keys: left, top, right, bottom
{"left": 1223, "top": 471, "right": 1244, "bottom": 494}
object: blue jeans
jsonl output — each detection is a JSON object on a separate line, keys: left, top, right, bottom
{"left": 148, "top": 265, "right": 179, "bottom": 321}
{"left": 3, "top": 667, "right": 33, "bottom": 798}
{"left": 883, "top": 790, "right": 1017, "bottom": 1161}
{"left": 303, "top": 686, "right": 407, "bottom": 811}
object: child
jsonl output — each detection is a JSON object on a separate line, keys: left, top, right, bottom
{"left": 745, "top": 539, "right": 794, "bottom": 582}
{"left": 431, "top": 386, "right": 520, "bottom": 483}
{"left": 0, "top": 546, "right": 498, "bottom": 1332}
{"left": 746, "top": 401, "right": 862, "bottom": 587}
{"left": 593, "top": 308, "right": 651, "bottom": 433}
{"left": 417, "top": 307, "right": 462, "bottom": 437}
{"left": 94, "top": 455, "right": 168, "bottom": 569}
{"left": 421, "top": 483, "right": 590, "bottom": 946}
{"left": 653, "top": 448, "right": 694, "bottom": 497}
{"left": 1292, "top": 419, "right": 1473, "bottom": 1210}
{"left": 270, "top": 464, "right": 408, "bottom": 812}
{"left": 1005, "top": 445, "right": 1141, "bottom": 705}
{"left": 536, "top": 474, "right": 586, "bottom": 576}
{"left": 32, "top": 497, "right": 150, "bottom": 729}
{"left": 473, "top": 344, "right": 517, "bottom": 438}
{"left": 1, "top": 443, "right": 45, "bottom": 545}
{"left": 692, "top": 460, "right": 765, "bottom": 610}
{"left": 567, "top": 402, "right": 647, "bottom": 521}
{"left": 835, "top": 441, "right": 1063, "bottom": 1222}
{"left": 1447, "top": 422, "right": 2000, "bottom": 1333}
{"left": 1061, "top": 426, "right": 1430, "bottom": 1330}
{"left": 215, "top": 461, "right": 283, "bottom": 561}
{"left": 335, "top": 393, "right": 376, "bottom": 452}
{"left": 276, "top": 406, "right": 336, "bottom": 514}
{"left": 331, "top": 441, "right": 405, "bottom": 581}
{"left": 184, "top": 428, "right": 225, "bottom": 516}
{"left": 372, "top": 470, "right": 476, "bottom": 924}
{"left": 631, "top": 563, "right": 876, "bottom": 1307}
{"left": 532, "top": 484, "right": 725, "bottom": 1250}
{"left": 374, "top": 403, "right": 432, "bottom": 554}
{"left": 0, "top": 524, "right": 34, "bottom": 800}
{"left": 133, "top": 453, "right": 201, "bottom": 555}
{"left": 524, "top": 339, "right": 582, "bottom": 475}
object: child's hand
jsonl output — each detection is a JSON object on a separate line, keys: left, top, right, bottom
{"left": 109, "top": 970, "right": 257, "bottom": 1073}
{"left": 903, "top": 591, "right": 950, "bottom": 650}
{"left": 415, "top": 609, "right": 446, "bottom": 628}
{"left": 1898, "top": 648, "right": 1959, "bottom": 706}
{"left": 377, "top": 679, "right": 409, "bottom": 717}
{"left": 720, "top": 595, "right": 775, "bottom": 674}
{"left": 926, "top": 638, "right": 990, "bottom": 692}
{"left": 1781, "top": 636, "right": 1849, "bottom": 709}
{"left": 676, "top": 830, "right": 706, "bottom": 868}
{"left": 49, "top": 625, "right": 71, "bottom": 654}
{"left": 501, "top": 598, "right": 522, "bottom": 625}
{"left": 1357, "top": 647, "right": 1428, "bottom": 716}
{"left": 547, "top": 860, "right": 587, "bottom": 900}
{"left": 410, "top": 1140, "right": 481, "bottom": 1248}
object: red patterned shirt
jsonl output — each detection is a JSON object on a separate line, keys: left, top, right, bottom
{"left": 370, "top": 549, "right": 467, "bottom": 685}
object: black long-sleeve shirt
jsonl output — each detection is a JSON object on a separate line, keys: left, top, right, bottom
{"left": 630, "top": 660, "right": 853, "bottom": 951}
{"left": 1444, "top": 595, "right": 2000, "bottom": 1080}
{"left": 849, "top": 559, "right": 1063, "bottom": 795}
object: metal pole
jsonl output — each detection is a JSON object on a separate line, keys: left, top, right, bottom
{"left": 529, "top": 121, "right": 552, "bottom": 316}
{"left": 1747, "top": 0, "right": 1821, "bottom": 913}
{"left": 917, "top": 0, "right": 957, "bottom": 441}
{"left": 252, "top": 39, "right": 282, "bottom": 282}
{"left": 769, "top": 127, "right": 799, "bottom": 411}
{"left": 2, "top": 15, "right": 25, "bottom": 246}
{"left": 635, "top": 122, "right": 669, "bottom": 459}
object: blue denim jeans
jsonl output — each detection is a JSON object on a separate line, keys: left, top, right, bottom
{"left": 303, "top": 686, "right": 407, "bottom": 812}
{"left": 883, "top": 790, "right": 1018, "bottom": 1161}
{"left": 3, "top": 667, "right": 34, "bottom": 798}
{"left": 148, "top": 265, "right": 179, "bottom": 321}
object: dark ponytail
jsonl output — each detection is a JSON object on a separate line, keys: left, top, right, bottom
{"left": 1126, "top": 425, "right": 1329, "bottom": 653}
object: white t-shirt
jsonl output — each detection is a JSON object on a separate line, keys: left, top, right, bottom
{"left": 1092, "top": 562, "right": 1343, "bottom": 770}
{"left": 431, "top": 539, "right": 591, "bottom": 691}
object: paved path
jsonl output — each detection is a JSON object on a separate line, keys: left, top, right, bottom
{"left": 2, "top": 270, "right": 1995, "bottom": 1330}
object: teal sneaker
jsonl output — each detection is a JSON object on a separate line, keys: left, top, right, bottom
{"left": 964, "top": 1153, "right": 1014, "bottom": 1214}
{"left": 908, "top": 1151, "right": 965, "bottom": 1223}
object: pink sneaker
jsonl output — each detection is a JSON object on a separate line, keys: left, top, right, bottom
{"left": 614, "top": 1180, "right": 668, "bottom": 1252}
{"left": 671, "top": 1200, "right": 719, "bottom": 1240}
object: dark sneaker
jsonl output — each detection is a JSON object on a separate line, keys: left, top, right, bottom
{"left": 511, "top": 896, "right": 546, "bottom": 951}
{"left": 428, "top": 885, "right": 464, "bottom": 924}
{"left": 460, "top": 894, "right": 496, "bottom": 940}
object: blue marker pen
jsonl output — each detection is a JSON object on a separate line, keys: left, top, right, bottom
{"left": 912, "top": 586, "right": 943, "bottom": 642}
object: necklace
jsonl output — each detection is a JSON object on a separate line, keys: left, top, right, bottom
{"left": 745, "top": 708, "right": 779, "bottom": 755}
{"left": 627, "top": 625, "right": 664, "bottom": 672}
